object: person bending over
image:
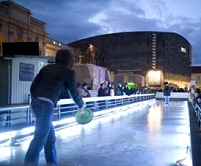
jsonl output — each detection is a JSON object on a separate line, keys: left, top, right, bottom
{"left": 24, "top": 49, "right": 84, "bottom": 166}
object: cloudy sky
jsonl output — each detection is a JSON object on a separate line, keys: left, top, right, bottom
{"left": 12, "top": 0, "right": 201, "bottom": 65}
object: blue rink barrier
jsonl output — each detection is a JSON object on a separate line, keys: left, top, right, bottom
{"left": 0, "top": 93, "right": 155, "bottom": 145}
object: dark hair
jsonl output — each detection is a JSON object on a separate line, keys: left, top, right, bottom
{"left": 82, "top": 83, "right": 88, "bottom": 86}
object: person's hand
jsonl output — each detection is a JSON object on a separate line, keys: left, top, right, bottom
{"left": 83, "top": 102, "right": 87, "bottom": 108}
{"left": 79, "top": 107, "right": 85, "bottom": 115}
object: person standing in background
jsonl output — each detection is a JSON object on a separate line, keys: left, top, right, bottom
{"left": 80, "top": 83, "right": 91, "bottom": 97}
{"left": 98, "top": 83, "right": 107, "bottom": 96}
{"left": 103, "top": 80, "right": 110, "bottom": 96}
{"left": 163, "top": 83, "right": 171, "bottom": 106}
{"left": 115, "top": 83, "right": 124, "bottom": 96}
{"left": 123, "top": 83, "right": 130, "bottom": 96}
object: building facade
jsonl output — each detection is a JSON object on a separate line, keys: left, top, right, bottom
{"left": 0, "top": 1, "right": 74, "bottom": 106}
{"left": 68, "top": 32, "right": 192, "bottom": 89}
{"left": 191, "top": 66, "right": 201, "bottom": 88}
{"left": 0, "top": 1, "right": 70, "bottom": 57}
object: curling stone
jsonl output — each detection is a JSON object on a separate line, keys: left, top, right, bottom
{"left": 75, "top": 108, "right": 93, "bottom": 125}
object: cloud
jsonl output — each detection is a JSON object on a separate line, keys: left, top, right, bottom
{"left": 11, "top": 0, "right": 201, "bottom": 64}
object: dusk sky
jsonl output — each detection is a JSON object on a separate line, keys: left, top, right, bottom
{"left": 11, "top": 0, "right": 201, "bottom": 65}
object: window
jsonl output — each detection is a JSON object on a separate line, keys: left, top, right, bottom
{"left": 181, "top": 47, "right": 186, "bottom": 53}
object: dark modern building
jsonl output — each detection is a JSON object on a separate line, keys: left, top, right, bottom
{"left": 68, "top": 31, "right": 192, "bottom": 89}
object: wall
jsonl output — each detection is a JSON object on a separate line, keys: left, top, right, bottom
{"left": 0, "top": 58, "right": 9, "bottom": 106}
{"left": 11, "top": 57, "right": 48, "bottom": 104}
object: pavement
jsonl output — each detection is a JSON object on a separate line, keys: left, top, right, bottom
{"left": 0, "top": 100, "right": 198, "bottom": 166}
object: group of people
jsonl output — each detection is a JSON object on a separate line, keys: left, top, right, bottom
{"left": 98, "top": 81, "right": 137, "bottom": 97}
{"left": 76, "top": 80, "right": 152, "bottom": 98}
{"left": 189, "top": 85, "right": 201, "bottom": 107}
{"left": 76, "top": 80, "right": 174, "bottom": 108}
{"left": 76, "top": 81, "right": 137, "bottom": 98}
{"left": 98, "top": 81, "right": 130, "bottom": 96}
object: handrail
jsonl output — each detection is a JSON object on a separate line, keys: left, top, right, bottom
{"left": 191, "top": 100, "right": 201, "bottom": 130}
{"left": 0, "top": 93, "right": 155, "bottom": 145}
{"left": 0, "top": 93, "right": 155, "bottom": 127}
{"left": 0, "top": 104, "right": 30, "bottom": 111}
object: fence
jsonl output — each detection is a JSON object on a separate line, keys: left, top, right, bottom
{"left": 0, "top": 94, "right": 155, "bottom": 128}
{"left": 191, "top": 100, "right": 201, "bottom": 130}
{"left": 0, "top": 93, "right": 155, "bottom": 145}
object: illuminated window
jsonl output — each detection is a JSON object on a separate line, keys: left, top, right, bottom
{"left": 181, "top": 47, "right": 186, "bottom": 53}
{"left": 147, "top": 70, "right": 161, "bottom": 85}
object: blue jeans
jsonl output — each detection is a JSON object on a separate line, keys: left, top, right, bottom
{"left": 24, "top": 98, "right": 58, "bottom": 166}
{"left": 165, "top": 96, "right": 169, "bottom": 104}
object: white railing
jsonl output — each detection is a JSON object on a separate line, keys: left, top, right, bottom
{"left": 0, "top": 94, "right": 155, "bottom": 145}
{"left": 155, "top": 92, "right": 189, "bottom": 99}
{"left": 191, "top": 101, "right": 201, "bottom": 130}
{"left": 0, "top": 94, "right": 156, "bottom": 146}
{"left": 0, "top": 94, "right": 155, "bottom": 128}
